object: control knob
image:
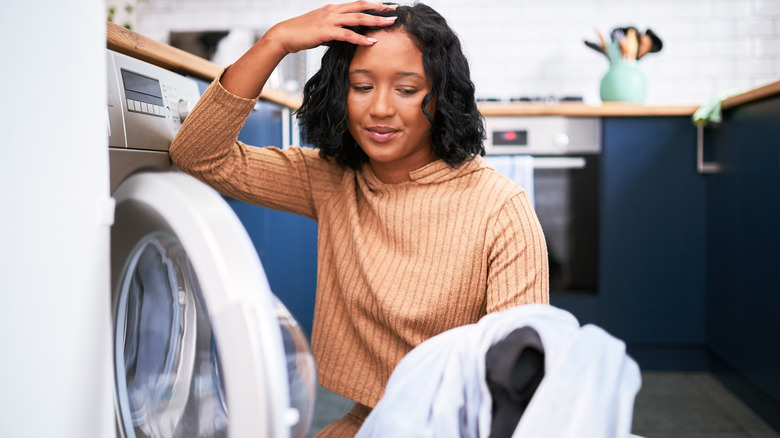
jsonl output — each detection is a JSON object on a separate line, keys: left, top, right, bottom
{"left": 178, "top": 99, "right": 196, "bottom": 122}
{"left": 552, "top": 132, "right": 570, "bottom": 149}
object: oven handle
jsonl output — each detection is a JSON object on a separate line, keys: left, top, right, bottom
{"left": 532, "top": 157, "right": 587, "bottom": 169}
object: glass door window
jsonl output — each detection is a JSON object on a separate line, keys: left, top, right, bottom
{"left": 114, "top": 232, "right": 228, "bottom": 438}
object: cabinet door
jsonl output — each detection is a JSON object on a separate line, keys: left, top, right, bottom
{"left": 601, "top": 117, "right": 707, "bottom": 349}
{"left": 707, "top": 98, "right": 780, "bottom": 402}
{"left": 227, "top": 100, "right": 319, "bottom": 338}
{"left": 190, "top": 78, "right": 318, "bottom": 336}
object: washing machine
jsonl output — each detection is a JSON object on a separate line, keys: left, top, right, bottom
{"left": 107, "top": 49, "right": 316, "bottom": 438}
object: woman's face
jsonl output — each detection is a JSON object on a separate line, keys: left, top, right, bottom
{"left": 346, "top": 29, "right": 436, "bottom": 182}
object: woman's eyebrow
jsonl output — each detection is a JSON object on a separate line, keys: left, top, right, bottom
{"left": 348, "top": 69, "right": 425, "bottom": 80}
{"left": 397, "top": 72, "right": 425, "bottom": 79}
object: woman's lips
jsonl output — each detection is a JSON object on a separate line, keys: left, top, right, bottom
{"left": 367, "top": 127, "right": 398, "bottom": 143}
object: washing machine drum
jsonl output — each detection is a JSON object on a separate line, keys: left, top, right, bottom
{"left": 112, "top": 172, "right": 316, "bottom": 438}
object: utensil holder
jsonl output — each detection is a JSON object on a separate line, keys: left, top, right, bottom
{"left": 600, "top": 60, "right": 647, "bottom": 103}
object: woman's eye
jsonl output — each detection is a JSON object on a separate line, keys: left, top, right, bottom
{"left": 351, "top": 85, "right": 372, "bottom": 93}
{"left": 398, "top": 88, "right": 419, "bottom": 96}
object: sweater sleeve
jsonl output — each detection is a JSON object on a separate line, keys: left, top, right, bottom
{"left": 169, "top": 71, "right": 341, "bottom": 220}
{"left": 485, "top": 191, "right": 550, "bottom": 312}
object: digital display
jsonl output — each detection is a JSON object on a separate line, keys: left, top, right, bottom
{"left": 492, "top": 130, "right": 528, "bottom": 146}
{"left": 121, "top": 69, "right": 164, "bottom": 107}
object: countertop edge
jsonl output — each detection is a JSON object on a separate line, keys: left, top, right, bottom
{"left": 106, "top": 21, "right": 303, "bottom": 110}
{"left": 721, "top": 80, "right": 780, "bottom": 111}
{"left": 477, "top": 102, "right": 700, "bottom": 117}
{"left": 478, "top": 78, "right": 780, "bottom": 117}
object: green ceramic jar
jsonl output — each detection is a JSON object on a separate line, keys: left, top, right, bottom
{"left": 600, "top": 60, "right": 647, "bottom": 103}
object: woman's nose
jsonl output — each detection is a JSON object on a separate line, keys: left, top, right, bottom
{"left": 369, "top": 89, "right": 395, "bottom": 118}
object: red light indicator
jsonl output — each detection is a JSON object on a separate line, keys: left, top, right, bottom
{"left": 504, "top": 131, "right": 517, "bottom": 141}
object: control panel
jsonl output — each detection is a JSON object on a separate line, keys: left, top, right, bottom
{"left": 107, "top": 49, "right": 201, "bottom": 151}
{"left": 483, "top": 116, "right": 601, "bottom": 155}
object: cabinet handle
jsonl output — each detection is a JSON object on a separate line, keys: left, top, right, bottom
{"left": 697, "top": 125, "right": 721, "bottom": 174}
{"left": 532, "top": 157, "right": 587, "bottom": 169}
{"left": 281, "top": 107, "right": 291, "bottom": 148}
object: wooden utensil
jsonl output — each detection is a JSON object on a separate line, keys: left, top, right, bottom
{"left": 625, "top": 27, "right": 638, "bottom": 59}
{"left": 637, "top": 34, "right": 652, "bottom": 59}
{"left": 595, "top": 28, "right": 607, "bottom": 49}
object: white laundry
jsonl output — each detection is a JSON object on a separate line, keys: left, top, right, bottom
{"left": 356, "top": 304, "right": 642, "bottom": 438}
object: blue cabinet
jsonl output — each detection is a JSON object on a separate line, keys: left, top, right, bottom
{"left": 193, "top": 78, "right": 317, "bottom": 336}
{"left": 596, "top": 107, "right": 780, "bottom": 428}
{"left": 598, "top": 117, "right": 708, "bottom": 368}
{"left": 230, "top": 100, "right": 318, "bottom": 338}
{"left": 706, "top": 97, "right": 780, "bottom": 427}
{"left": 191, "top": 79, "right": 318, "bottom": 338}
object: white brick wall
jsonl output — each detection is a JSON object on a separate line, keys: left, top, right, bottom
{"left": 116, "top": 0, "right": 780, "bottom": 105}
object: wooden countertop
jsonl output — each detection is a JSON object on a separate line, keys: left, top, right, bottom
{"left": 108, "top": 21, "right": 779, "bottom": 115}
{"left": 479, "top": 80, "right": 780, "bottom": 118}
{"left": 721, "top": 80, "right": 780, "bottom": 110}
{"left": 477, "top": 102, "right": 700, "bottom": 117}
{"left": 106, "top": 21, "right": 302, "bottom": 109}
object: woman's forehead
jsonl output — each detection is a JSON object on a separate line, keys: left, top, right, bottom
{"left": 349, "top": 29, "right": 425, "bottom": 76}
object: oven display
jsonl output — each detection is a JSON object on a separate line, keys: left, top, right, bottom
{"left": 492, "top": 130, "right": 528, "bottom": 146}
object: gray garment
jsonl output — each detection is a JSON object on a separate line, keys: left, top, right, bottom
{"left": 485, "top": 326, "right": 545, "bottom": 438}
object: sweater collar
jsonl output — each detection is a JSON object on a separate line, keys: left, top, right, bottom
{"left": 410, "top": 155, "right": 487, "bottom": 184}
{"left": 360, "top": 155, "right": 487, "bottom": 190}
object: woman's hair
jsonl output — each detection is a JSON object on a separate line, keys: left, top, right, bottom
{"left": 295, "top": 2, "right": 485, "bottom": 169}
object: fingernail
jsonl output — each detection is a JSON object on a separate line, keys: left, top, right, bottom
{"left": 384, "top": 16, "right": 397, "bottom": 21}
{"left": 367, "top": 37, "right": 378, "bottom": 43}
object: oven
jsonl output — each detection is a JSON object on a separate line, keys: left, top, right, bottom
{"left": 484, "top": 116, "right": 601, "bottom": 295}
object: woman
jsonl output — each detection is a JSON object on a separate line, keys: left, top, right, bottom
{"left": 170, "top": 2, "right": 549, "bottom": 436}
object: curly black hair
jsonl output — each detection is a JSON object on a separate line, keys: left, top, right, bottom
{"left": 295, "top": 2, "right": 485, "bottom": 169}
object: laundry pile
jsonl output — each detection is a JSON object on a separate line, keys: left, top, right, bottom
{"left": 356, "top": 304, "right": 642, "bottom": 438}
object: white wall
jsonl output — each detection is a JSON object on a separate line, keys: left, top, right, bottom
{"left": 0, "top": 1, "right": 115, "bottom": 437}
{"left": 123, "top": 0, "right": 780, "bottom": 105}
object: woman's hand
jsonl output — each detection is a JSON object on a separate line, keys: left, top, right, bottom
{"left": 222, "top": 1, "right": 397, "bottom": 99}
{"left": 266, "top": 1, "right": 399, "bottom": 55}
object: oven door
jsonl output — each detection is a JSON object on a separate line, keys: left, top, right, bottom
{"left": 533, "top": 155, "right": 600, "bottom": 295}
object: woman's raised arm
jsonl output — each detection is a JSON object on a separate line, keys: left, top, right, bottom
{"left": 221, "top": 1, "right": 398, "bottom": 99}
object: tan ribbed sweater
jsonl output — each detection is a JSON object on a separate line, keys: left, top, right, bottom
{"left": 169, "top": 77, "right": 550, "bottom": 409}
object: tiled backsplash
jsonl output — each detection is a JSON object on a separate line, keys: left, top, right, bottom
{"left": 119, "top": 0, "right": 780, "bottom": 105}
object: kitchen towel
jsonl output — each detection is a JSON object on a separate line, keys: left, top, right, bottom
{"left": 692, "top": 89, "right": 744, "bottom": 126}
{"left": 485, "top": 155, "right": 535, "bottom": 207}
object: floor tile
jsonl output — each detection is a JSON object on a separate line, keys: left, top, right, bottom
{"left": 637, "top": 371, "right": 706, "bottom": 398}
{"left": 632, "top": 372, "right": 779, "bottom": 438}
{"left": 632, "top": 393, "right": 743, "bottom": 434}
{"left": 687, "top": 373, "right": 780, "bottom": 438}
{"left": 632, "top": 433, "right": 748, "bottom": 438}
{"left": 306, "top": 384, "right": 354, "bottom": 438}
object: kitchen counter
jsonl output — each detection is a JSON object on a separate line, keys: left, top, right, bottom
{"left": 477, "top": 102, "right": 699, "bottom": 117}
{"left": 479, "top": 79, "right": 780, "bottom": 118}
{"left": 721, "top": 80, "right": 780, "bottom": 110}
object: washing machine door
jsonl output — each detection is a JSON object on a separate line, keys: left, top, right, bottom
{"left": 111, "top": 171, "right": 316, "bottom": 438}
